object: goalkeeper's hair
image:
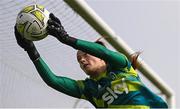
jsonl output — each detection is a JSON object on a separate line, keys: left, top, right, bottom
{"left": 95, "top": 37, "right": 106, "bottom": 47}
{"left": 95, "top": 37, "right": 141, "bottom": 70}
{"left": 130, "top": 51, "right": 142, "bottom": 70}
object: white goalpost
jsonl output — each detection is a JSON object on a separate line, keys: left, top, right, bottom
{"left": 64, "top": 0, "right": 175, "bottom": 108}
{"left": 0, "top": 0, "right": 175, "bottom": 108}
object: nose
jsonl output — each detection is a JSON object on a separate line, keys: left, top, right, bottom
{"left": 79, "top": 57, "right": 86, "bottom": 64}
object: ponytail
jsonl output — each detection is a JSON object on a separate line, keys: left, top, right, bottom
{"left": 95, "top": 37, "right": 106, "bottom": 47}
{"left": 95, "top": 37, "right": 141, "bottom": 70}
{"left": 130, "top": 51, "right": 142, "bottom": 70}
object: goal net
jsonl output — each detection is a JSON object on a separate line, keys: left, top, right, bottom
{"left": 0, "top": 0, "right": 173, "bottom": 108}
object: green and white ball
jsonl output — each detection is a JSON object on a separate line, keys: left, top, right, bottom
{"left": 16, "top": 4, "right": 49, "bottom": 41}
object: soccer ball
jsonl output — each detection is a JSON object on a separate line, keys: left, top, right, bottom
{"left": 16, "top": 4, "right": 49, "bottom": 41}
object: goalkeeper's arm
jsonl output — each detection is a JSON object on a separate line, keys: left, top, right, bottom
{"left": 14, "top": 26, "right": 83, "bottom": 99}
{"left": 47, "top": 13, "right": 128, "bottom": 69}
{"left": 33, "top": 57, "right": 83, "bottom": 98}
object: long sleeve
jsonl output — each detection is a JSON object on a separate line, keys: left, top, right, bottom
{"left": 72, "top": 39, "right": 129, "bottom": 69}
{"left": 33, "top": 57, "right": 83, "bottom": 98}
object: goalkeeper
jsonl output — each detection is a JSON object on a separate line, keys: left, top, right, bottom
{"left": 14, "top": 13, "right": 168, "bottom": 108}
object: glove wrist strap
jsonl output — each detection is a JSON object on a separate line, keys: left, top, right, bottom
{"left": 26, "top": 48, "right": 40, "bottom": 61}
{"left": 57, "top": 35, "right": 78, "bottom": 48}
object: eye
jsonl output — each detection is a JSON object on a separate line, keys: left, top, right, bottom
{"left": 85, "top": 53, "right": 90, "bottom": 58}
{"left": 77, "top": 56, "right": 81, "bottom": 61}
{"left": 84, "top": 53, "right": 87, "bottom": 56}
{"left": 77, "top": 52, "right": 88, "bottom": 61}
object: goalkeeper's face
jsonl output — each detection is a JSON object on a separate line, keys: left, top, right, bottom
{"left": 77, "top": 50, "right": 107, "bottom": 77}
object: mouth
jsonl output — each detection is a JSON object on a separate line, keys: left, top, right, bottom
{"left": 83, "top": 63, "right": 89, "bottom": 68}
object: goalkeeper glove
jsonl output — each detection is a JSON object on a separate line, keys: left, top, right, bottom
{"left": 14, "top": 26, "right": 40, "bottom": 61}
{"left": 47, "top": 13, "right": 77, "bottom": 47}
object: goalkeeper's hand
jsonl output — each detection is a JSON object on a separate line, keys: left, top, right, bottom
{"left": 14, "top": 26, "right": 40, "bottom": 61}
{"left": 47, "top": 13, "right": 77, "bottom": 47}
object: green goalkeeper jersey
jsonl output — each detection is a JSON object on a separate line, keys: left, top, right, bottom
{"left": 33, "top": 39, "right": 168, "bottom": 108}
